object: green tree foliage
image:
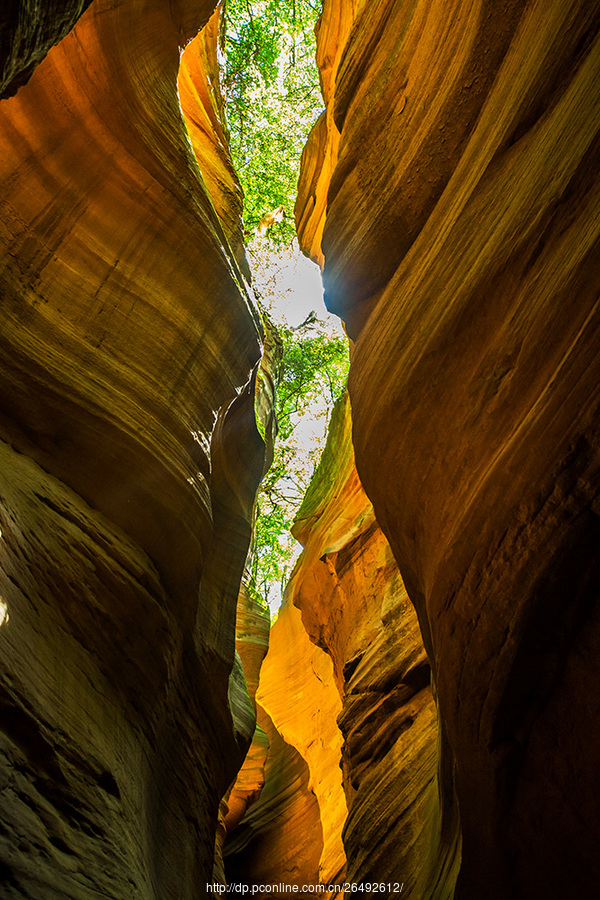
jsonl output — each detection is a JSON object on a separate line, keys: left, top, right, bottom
{"left": 221, "top": 0, "right": 349, "bottom": 614}
{"left": 250, "top": 318, "right": 349, "bottom": 607}
{"left": 223, "top": 0, "right": 323, "bottom": 242}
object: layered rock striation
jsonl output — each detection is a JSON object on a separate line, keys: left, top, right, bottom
{"left": 0, "top": 1, "right": 92, "bottom": 99}
{"left": 220, "top": 586, "right": 270, "bottom": 853}
{"left": 295, "top": 1, "right": 600, "bottom": 897}
{"left": 224, "top": 702, "right": 325, "bottom": 892}
{"left": 4, "top": 0, "right": 600, "bottom": 896}
{"left": 289, "top": 396, "right": 459, "bottom": 894}
{"left": 0, "top": 1, "right": 272, "bottom": 896}
{"left": 251, "top": 395, "right": 459, "bottom": 894}
{"left": 253, "top": 587, "right": 346, "bottom": 889}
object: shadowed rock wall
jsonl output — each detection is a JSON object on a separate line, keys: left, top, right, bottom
{"left": 0, "top": 1, "right": 273, "bottom": 896}
{"left": 295, "top": 1, "right": 600, "bottom": 898}
{"left": 0, "top": 0, "right": 92, "bottom": 99}
{"left": 250, "top": 395, "right": 460, "bottom": 895}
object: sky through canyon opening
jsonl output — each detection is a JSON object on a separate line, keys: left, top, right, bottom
{"left": 220, "top": 0, "right": 349, "bottom": 617}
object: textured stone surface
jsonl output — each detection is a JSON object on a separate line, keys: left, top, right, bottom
{"left": 231, "top": 395, "right": 458, "bottom": 893}
{"left": 294, "top": 0, "right": 356, "bottom": 269}
{"left": 0, "top": 1, "right": 271, "bottom": 896}
{"left": 178, "top": 6, "right": 248, "bottom": 276}
{"left": 290, "top": 395, "right": 458, "bottom": 894}
{"left": 296, "top": 1, "right": 600, "bottom": 898}
{"left": 223, "top": 576, "right": 340, "bottom": 892}
{"left": 4, "top": 0, "right": 600, "bottom": 895}
{"left": 0, "top": 0, "right": 92, "bottom": 99}
{"left": 224, "top": 704, "right": 324, "bottom": 893}
{"left": 256, "top": 589, "right": 346, "bottom": 888}
{"left": 222, "top": 586, "right": 270, "bottom": 841}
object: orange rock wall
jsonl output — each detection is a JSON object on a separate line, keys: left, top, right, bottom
{"left": 224, "top": 586, "right": 271, "bottom": 838}
{"left": 178, "top": 7, "right": 248, "bottom": 275}
{"left": 254, "top": 395, "right": 459, "bottom": 894}
{"left": 256, "top": 591, "right": 346, "bottom": 888}
{"left": 0, "top": 1, "right": 272, "bottom": 896}
{"left": 224, "top": 704, "right": 325, "bottom": 892}
{"left": 223, "top": 554, "right": 344, "bottom": 890}
{"left": 294, "top": 0, "right": 358, "bottom": 269}
{"left": 296, "top": 1, "right": 600, "bottom": 898}
{"left": 4, "top": 0, "right": 600, "bottom": 896}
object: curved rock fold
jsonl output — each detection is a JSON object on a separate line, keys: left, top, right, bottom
{"left": 2, "top": 1, "right": 600, "bottom": 898}
{"left": 0, "top": 1, "right": 272, "bottom": 896}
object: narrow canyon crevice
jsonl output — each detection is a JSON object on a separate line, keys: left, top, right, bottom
{"left": 1, "top": 1, "right": 600, "bottom": 899}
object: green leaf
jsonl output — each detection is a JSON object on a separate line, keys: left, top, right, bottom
{"left": 223, "top": 0, "right": 324, "bottom": 243}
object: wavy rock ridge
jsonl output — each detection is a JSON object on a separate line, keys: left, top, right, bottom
{"left": 245, "top": 394, "right": 459, "bottom": 895}
{"left": 3, "top": 1, "right": 600, "bottom": 898}
{"left": 290, "top": 0, "right": 600, "bottom": 898}
{"left": 0, "top": 1, "right": 272, "bottom": 896}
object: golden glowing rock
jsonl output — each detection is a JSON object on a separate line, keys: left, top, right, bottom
{"left": 178, "top": 6, "right": 248, "bottom": 275}
{"left": 296, "top": 1, "right": 600, "bottom": 897}
{"left": 0, "top": 0, "right": 259, "bottom": 603}
{"left": 294, "top": 0, "right": 357, "bottom": 267}
{"left": 213, "top": 583, "right": 271, "bottom": 884}
{"left": 223, "top": 568, "right": 339, "bottom": 890}
{"left": 223, "top": 586, "right": 271, "bottom": 837}
{"left": 0, "top": 0, "right": 272, "bottom": 894}
{"left": 224, "top": 703, "right": 324, "bottom": 892}
{"left": 288, "top": 396, "right": 459, "bottom": 893}
{"left": 236, "top": 393, "right": 458, "bottom": 892}
{"left": 257, "top": 590, "right": 346, "bottom": 887}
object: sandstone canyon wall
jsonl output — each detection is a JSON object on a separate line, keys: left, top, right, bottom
{"left": 292, "top": 0, "right": 600, "bottom": 898}
{"left": 0, "top": 1, "right": 93, "bottom": 99}
{"left": 243, "top": 394, "right": 459, "bottom": 896}
{"left": 0, "top": 1, "right": 273, "bottom": 897}
{"left": 262, "top": 394, "right": 454, "bottom": 894}
{"left": 3, "top": 0, "right": 600, "bottom": 898}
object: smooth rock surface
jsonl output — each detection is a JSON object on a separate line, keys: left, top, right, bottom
{"left": 224, "top": 704, "right": 324, "bottom": 894}
{"left": 178, "top": 6, "right": 249, "bottom": 276}
{"left": 256, "top": 589, "right": 346, "bottom": 888}
{"left": 221, "top": 586, "right": 271, "bottom": 843}
{"left": 291, "top": 395, "right": 459, "bottom": 894}
{"left": 4, "top": 0, "right": 599, "bottom": 896}
{"left": 296, "top": 1, "right": 600, "bottom": 897}
{"left": 236, "top": 394, "right": 459, "bottom": 893}
{"left": 0, "top": 1, "right": 271, "bottom": 896}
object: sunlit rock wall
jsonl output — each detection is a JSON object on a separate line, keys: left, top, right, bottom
{"left": 224, "top": 702, "right": 325, "bottom": 892}
{"left": 255, "top": 395, "right": 459, "bottom": 894}
{"left": 255, "top": 588, "right": 346, "bottom": 889}
{"left": 296, "top": 1, "right": 600, "bottom": 898}
{"left": 234, "top": 391, "right": 458, "bottom": 892}
{"left": 0, "top": 1, "right": 272, "bottom": 896}
{"left": 178, "top": 7, "right": 248, "bottom": 276}
{"left": 223, "top": 562, "right": 341, "bottom": 890}
{"left": 216, "top": 584, "right": 270, "bottom": 877}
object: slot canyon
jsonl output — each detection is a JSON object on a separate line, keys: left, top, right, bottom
{"left": 1, "top": 0, "right": 600, "bottom": 897}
